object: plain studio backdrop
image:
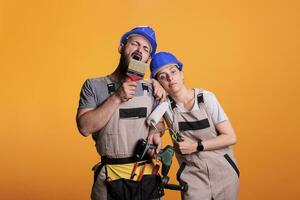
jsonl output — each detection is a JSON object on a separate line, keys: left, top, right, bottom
{"left": 0, "top": 0, "right": 299, "bottom": 199}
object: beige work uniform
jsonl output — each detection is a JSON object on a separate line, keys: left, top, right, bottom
{"left": 170, "top": 90, "right": 240, "bottom": 200}
{"left": 91, "top": 77, "right": 154, "bottom": 200}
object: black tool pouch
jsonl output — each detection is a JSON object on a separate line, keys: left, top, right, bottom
{"left": 105, "top": 174, "right": 163, "bottom": 200}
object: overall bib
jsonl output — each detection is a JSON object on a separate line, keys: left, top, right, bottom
{"left": 171, "top": 90, "right": 240, "bottom": 200}
{"left": 91, "top": 77, "right": 161, "bottom": 200}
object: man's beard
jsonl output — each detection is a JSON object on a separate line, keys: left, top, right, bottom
{"left": 118, "top": 51, "right": 148, "bottom": 76}
{"left": 118, "top": 54, "right": 129, "bottom": 76}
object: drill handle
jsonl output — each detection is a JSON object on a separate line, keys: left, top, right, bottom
{"left": 164, "top": 183, "right": 187, "bottom": 191}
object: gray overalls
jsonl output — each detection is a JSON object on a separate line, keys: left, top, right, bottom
{"left": 170, "top": 90, "right": 240, "bottom": 200}
{"left": 91, "top": 77, "right": 157, "bottom": 200}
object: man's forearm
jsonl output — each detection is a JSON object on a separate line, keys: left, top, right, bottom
{"left": 77, "top": 94, "right": 121, "bottom": 136}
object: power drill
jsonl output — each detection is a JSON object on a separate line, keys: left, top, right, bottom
{"left": 134, "top": 139, "right": 188, "bottom": 192}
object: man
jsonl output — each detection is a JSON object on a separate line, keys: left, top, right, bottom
{"left": 76, "top": 26, "right": 164, "bottom": 200}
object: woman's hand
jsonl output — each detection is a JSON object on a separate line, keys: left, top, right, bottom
{"left": 174, "top": 135, "right": 198, "bottom": 155}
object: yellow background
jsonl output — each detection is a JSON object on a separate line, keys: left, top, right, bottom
{"left": 1, "top": 0, "right": 299, "bottom": 199}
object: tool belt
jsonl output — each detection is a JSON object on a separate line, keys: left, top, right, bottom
{"left": 93, "top": 156, "right": 163, "bottom": 200}
{"left": 102, "top": 156, "right": 154, "bottom": 181}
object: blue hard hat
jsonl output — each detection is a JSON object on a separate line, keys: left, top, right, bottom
{"left": 120, "top": 26, "right": 157, "bottom": 57}
{"left": 150, "top": 52, "right": 183, "bottom": 78}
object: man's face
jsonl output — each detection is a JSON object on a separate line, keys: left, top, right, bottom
{"left": 155, "top": 64, "right": 184, "bottom": 94}
{"left": 119, "top": 35, "right": 152, "bottom": 65}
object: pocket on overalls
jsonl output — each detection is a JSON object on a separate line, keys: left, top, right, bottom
{"left": 105, "top": 174, "right": 162, "bottom": 200}
{"left": 224, "top": 154, "right": 240, "bottom": 177}
{"left": 118, "top": 107, "right": 148, "bottom": 154}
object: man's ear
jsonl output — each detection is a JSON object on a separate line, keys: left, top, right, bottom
{"left": 118, "top": 44, "right": 124, "bottom": 54}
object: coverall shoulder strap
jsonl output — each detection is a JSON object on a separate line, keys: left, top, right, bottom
{"left": 196, "top": 88, "right": 205, "bottom": 106}
{"left": 141, "top": 82, "right": 149, "bottom": 92}
{"left": 104, "top": 76, "right": 116, "bottom": 95}
{"left": 196, "top": 89, "right": 214, "bottom": 121}
{"left": 197, "top": 93, "right": 204, "bottom": 104}
{"left": 169, "top": 96, "right": 177, "bottom": 110}
{"left": 137, "top": 80, "right": 151, "bottom": 96}
{"left": 141, "top": 82, "right": 149, "bottom": 96}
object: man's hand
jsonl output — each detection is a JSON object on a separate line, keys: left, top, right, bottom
{"left": 152, "top": 79, "right": 167, "bottom": 103}
{"left": 115, "top": 77, "right": 137, "bottom": 102}
{"left": 145, "top": 79, "right": 167, "bottom": 103}
{"left": 147, "top": 119, "right": 165, "bottom": 157}
{"left": 147, "top": 132, "right": 162, "bottom": 158}
{"left": 174, "top": 135, "right": 198, "bottom": 155}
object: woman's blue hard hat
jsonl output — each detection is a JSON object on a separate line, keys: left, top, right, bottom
{"left": 120, "top": 26, "right": 157, "bottom": 57}
{"left": 150, "top": 52, "right": 183, "bottom": 78}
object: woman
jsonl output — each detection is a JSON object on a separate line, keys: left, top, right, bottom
{"left": 150, "top": 52, "right": 240, "bottom": 200}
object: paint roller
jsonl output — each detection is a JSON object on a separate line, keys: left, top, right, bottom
{"left": 146, "top": 101, "right": 169, "bottom": 131}
{"left": 147, "top": 101, "right": 183, "bottom": 142}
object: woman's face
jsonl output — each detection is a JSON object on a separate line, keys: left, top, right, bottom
{"left": 155, "top": 64, "right": 184, "bottom": 94}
